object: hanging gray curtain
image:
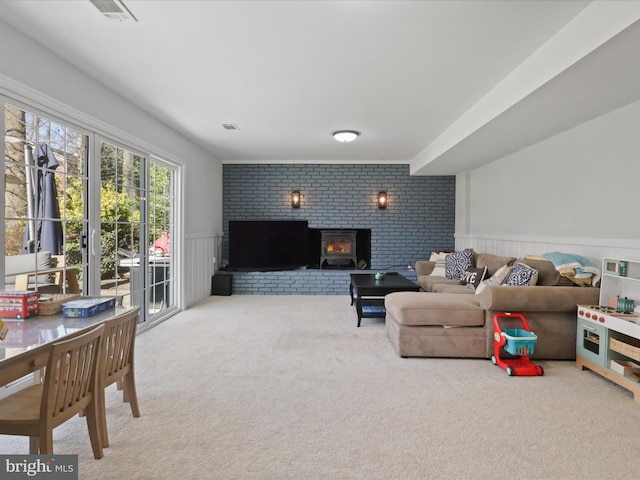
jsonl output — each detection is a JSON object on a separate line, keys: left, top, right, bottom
{"left": 22, "top": 142, "right": 63, "bottom": 255}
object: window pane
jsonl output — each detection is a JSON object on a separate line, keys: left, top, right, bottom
{"left": 4, "top": 104, "right": 87, "bottom": 294}
{"left": 99, "top": 141, "right": 146, "bottom": 314}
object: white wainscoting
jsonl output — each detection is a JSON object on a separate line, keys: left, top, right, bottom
{"left": 456, "top": 235, "right": 640, "bottom": 267}
{"left": 184, "top": 232, "right": 222, "bottom": 307}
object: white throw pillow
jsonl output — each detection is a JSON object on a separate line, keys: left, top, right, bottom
{"left": 475, "top": 265, "right": 512, "bottom": 295}
{"left": 430, "top": 252, "right": 449, "bottom": 277}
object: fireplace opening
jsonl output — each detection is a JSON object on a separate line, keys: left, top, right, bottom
{"left": 326, "top": 238, "right": 352, "bottom": 254}
{"left": 307, "top": 229, "right": 371, "bottom": 269}
{"left": 321, "top": 230, "right": 357, "bottom": 268}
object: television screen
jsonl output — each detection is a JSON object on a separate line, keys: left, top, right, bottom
{"left": 229, "top": 220, "right": 309, "bottom": 271}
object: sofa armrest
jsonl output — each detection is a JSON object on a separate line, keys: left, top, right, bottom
{"left": 415, "top": 261, "right": 435, "bottom": 276}
{"left": 478, "top": 285, "right": 600, "bottom": 312}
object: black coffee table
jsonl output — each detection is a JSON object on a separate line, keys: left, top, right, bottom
{"left": 349, "top": 273, "right": 419, "bottom": 327}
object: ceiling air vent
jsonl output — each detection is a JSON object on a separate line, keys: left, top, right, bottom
{"left": 222, "top": 124, "right": 241, "bottom": 131}
{"left": 89, "top": 0, "right": 138, "bottom": 22}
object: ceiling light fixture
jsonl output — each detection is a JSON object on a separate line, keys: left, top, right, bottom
{"left": 332, "top": 130, "right": 360, "bottom": 143}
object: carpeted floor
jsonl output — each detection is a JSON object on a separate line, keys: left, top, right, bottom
{"left": 1, "top": 295, "right": 640, "bottom": 479}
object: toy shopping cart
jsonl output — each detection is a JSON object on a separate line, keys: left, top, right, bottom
{"left": 491, "top": 312, "right": 544, "bottom": 376}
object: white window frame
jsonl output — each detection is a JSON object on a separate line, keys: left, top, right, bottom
{"left": 0, "top": 76, "right": 185, "bottom": 329}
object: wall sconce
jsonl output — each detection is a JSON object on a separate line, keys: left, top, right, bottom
{"left": 291, "top": 191, "right": 301, "bottom": 208}
{"left": 378, "top": 191, "right": 388, "bottom": 209}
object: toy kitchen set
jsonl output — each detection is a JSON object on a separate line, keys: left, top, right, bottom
{"left": 577, "top": 258, "right": 640, "bottom": 403}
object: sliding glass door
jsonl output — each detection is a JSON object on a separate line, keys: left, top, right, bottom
{"left": 97, "top": 140, "right": 176, "bottom": 322}
{"left": 97, "top": 140, "right": 145, "bottom": 311}
{"left": 147, "top": 161, "right": 175, "bottom": 313}
{"left": 3, "top": 100, "right": 179, "bottom": 325}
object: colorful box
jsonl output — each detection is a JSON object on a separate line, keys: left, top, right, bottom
{"left": 0, "top": 291, "right": 39, "bottom": 318}
{"left": 62, "top": 297, "right": 116, "bottom": 318}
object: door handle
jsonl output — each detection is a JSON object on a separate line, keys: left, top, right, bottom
{"left": 90, "top": 230, "right": 96, "bottom": 256}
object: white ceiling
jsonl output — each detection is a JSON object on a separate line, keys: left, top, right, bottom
{"left": 1, "top": 1, "right": 640, "bottom": 175}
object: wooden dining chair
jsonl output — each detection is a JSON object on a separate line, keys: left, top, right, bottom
{"left": 99, "top": 307, "right": 141, "bottom": 447}
{"left": 0, "top": 323, "right": 105, "bottom": 458}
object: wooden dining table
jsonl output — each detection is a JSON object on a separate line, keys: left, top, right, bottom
{"left": 0, "top": 304, "right": 137, "bottom": 397}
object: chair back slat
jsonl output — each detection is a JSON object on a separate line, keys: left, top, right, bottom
{"left": 103, "top": 309, "right": 138, "bottom": 386}
{"left": 61, "top": 347, "right": 82, "bottom": 411}
{"left": 66, "top": 341, "right": 93, "bottom": 407}
{"left": 43, "top": 324, "right": 104, "bottom": 422}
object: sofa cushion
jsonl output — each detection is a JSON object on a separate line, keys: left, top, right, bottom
{"left": 459, "top": 266, "right": 487, "bottom": 289}
{"left": 432, "top": 283, "right": 475, "bottom": 294}
{"left": 503, "top": 262, "right": 538, "bottom": 286}
{"left": 475, "top": 253, "right": 517, "bottom": 277}
{"left": 385, "top": 291, "right": 484, "bottom": 327}
{"left": 415, "top": 260, "right": 435, "bottom": 277}
{"left": 478, "top": 284, "right": 600, "bottom": 312}
{"left": 417, "top": 275, "right": 458, "bottom": 292}
{"left": 519, "top": 257, "right": 574, "bottom": 286}
{"left": 445, "top": 249, "right": 473, "bottom": 280}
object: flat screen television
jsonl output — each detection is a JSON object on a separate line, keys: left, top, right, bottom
{"left": 228, "top": 220, "right": 309, "bottom": 271}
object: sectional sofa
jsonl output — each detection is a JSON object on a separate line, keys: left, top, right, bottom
{"left": 385, "top": 251, "right": 600, "bottom": 359}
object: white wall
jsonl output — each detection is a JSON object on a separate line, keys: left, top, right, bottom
{"left": 0, "top": 20, "right": 223, "bottom": 237}
{"left": 456, "top": 98, "right": 640, "bottom": 262}
{"left": 0, "top": 20, "right": 223, "bottom": 306}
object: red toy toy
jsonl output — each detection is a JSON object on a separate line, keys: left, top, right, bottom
{"left": 0, "top": 291, "right": 39, "bottom": 319}
{"left": 491, "top": 312, "right": 544, "bottom": 376}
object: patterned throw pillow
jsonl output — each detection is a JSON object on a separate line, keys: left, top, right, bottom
{"left": 502, "top": 262, "right": 539, "bottom": 286}
{"left": 459, "top": 266, "right": 487, "bottom": 289}
{"left": 445, "top": 249, "right": 473, "bottom": 280}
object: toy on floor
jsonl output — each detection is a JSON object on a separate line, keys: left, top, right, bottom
{"left": 491, "top": 312, "right": 544, "bottom": 376}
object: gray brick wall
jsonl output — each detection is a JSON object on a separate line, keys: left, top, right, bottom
{"left": 222, "top": 164, "right": 454, "bottom": 294}
{"left": 223, "top": 269, "right": 418, "bottom": 295}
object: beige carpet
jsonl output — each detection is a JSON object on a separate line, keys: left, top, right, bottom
{"left": 1, "top": 295, "right": 640, "bottom": 479}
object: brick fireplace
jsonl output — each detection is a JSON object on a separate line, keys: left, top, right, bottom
{"left": 222, "top": 163, "right": 455, "bottom": 293}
